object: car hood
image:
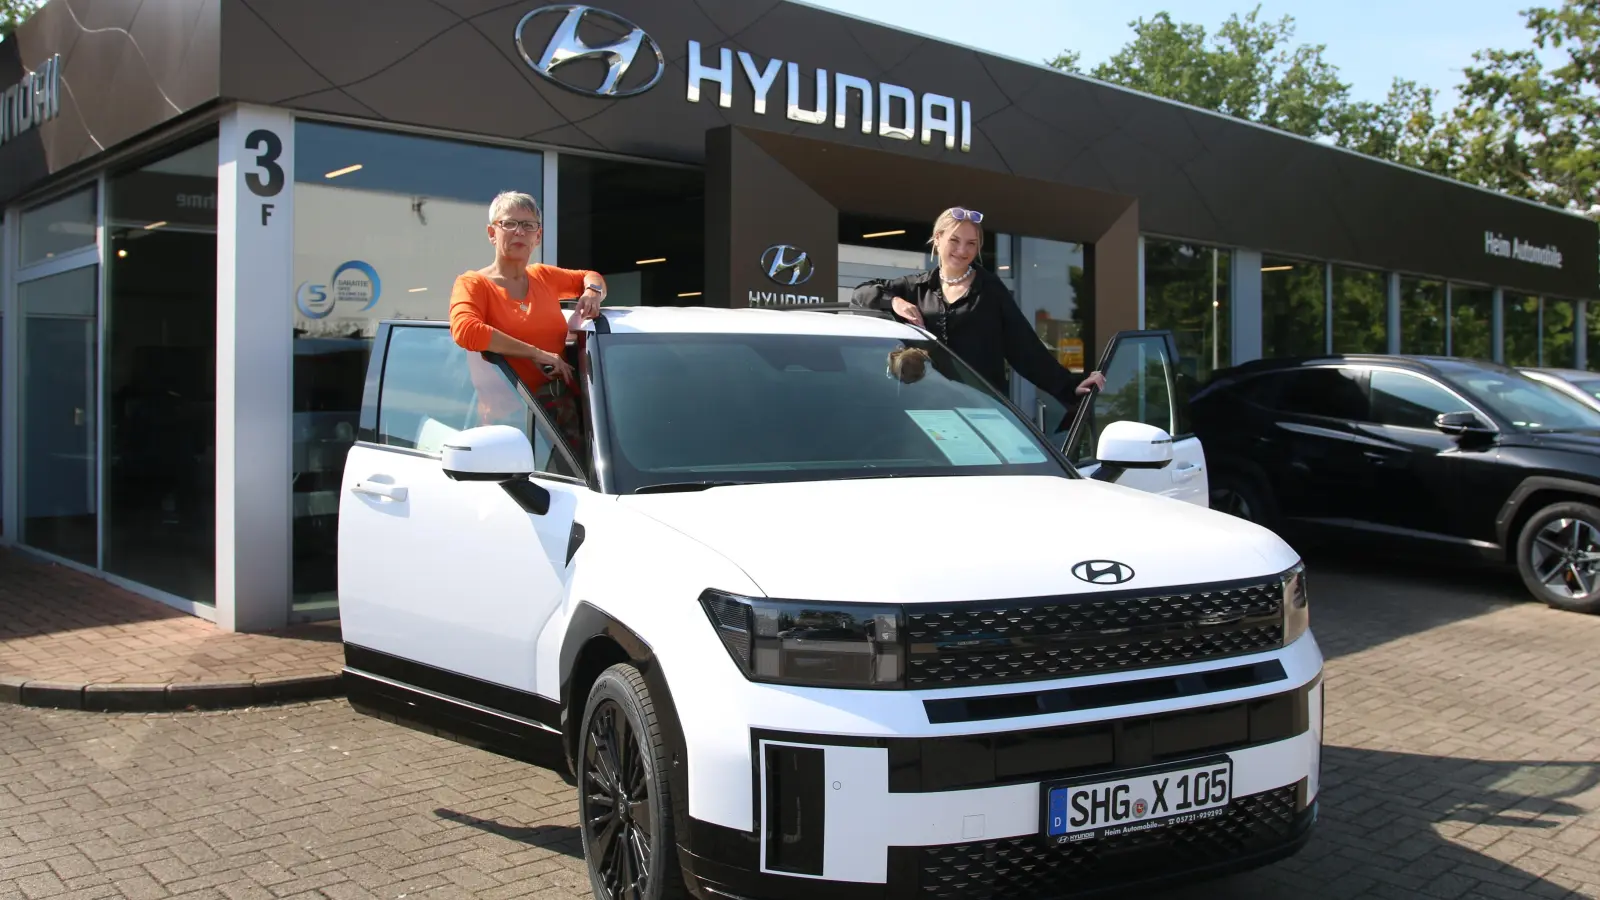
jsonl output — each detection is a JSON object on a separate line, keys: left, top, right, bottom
{"left": 615, "top": 475, "right": 1297, "bottom": 603}
{"left": 1501, "top": 429, "right": 1600, "bottom": 453}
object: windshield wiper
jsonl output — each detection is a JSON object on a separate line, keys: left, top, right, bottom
{"left": 633, "top": 481, "right": 752, "bottom": 494}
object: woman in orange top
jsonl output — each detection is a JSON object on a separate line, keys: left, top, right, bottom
{"left": 450, "top": 190, "right": 604, "bottom": 452}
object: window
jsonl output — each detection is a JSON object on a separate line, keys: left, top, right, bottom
{"left": 1457, "top": 369, "right": 1600, "bottom": 433}
{"left": 1450, "top": 286, "right": 1493, "bottom": 360}
{"left": 1268, "top": 367, "right": 1366, "bottom": 421}
{"left": 1261, "top": 257, "right": 1325, "bottom": 358}
{"left": 1543, "top": 299, "right": 1578, "bottom": 369}
{"left": 1400, "top": 278, "right": 1446, "bottom": 356}
{"left": 1143, "top": 239, "right": 1231, "bottom": 384}
{"left": 1330, "top": 265, "right": 1387, "bottom": 353}
{"left": 1503, "top": 293, "right": 1540, "bottom": 366}
{"left": 1068, "top": 332, "right": 1184, "bottom": 462}
{"left": 1369, "top": 370, "right": 1468, "bottom": 429}
{"left": 290, "top": 122, "right": 545, "bottom": 609}
{"left": 20, "top": 187, "right": 97, "bottom": 266}
{"left": 104, "top": 136, "right": 219, "bottom": 605}
{"left": 558, "top": 155, "right": 704, "bottom": 306}
{"left": 376, "top": 327, "right": 580, "bottom": 479}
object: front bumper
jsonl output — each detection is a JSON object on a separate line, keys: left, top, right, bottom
{"left": 676, "top": 676, "right": 1323, "bottom": 900}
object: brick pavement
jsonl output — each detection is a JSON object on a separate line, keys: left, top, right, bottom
{"left": 0, "top": 548, "right": 343, "bottom": 711}
{"left": 1, "top": 553, "right": 1598, "bottom": 899}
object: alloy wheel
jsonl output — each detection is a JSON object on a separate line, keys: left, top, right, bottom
{"left": 583, "top": 699, "right": 654, "bottom": 900}
{"left": 1530, "top": 517, "right": 1600, "bottom": 599}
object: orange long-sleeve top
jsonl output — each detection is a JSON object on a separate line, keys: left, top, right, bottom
{"left": 448, "top": 264, "right": 598, "bottom": 388}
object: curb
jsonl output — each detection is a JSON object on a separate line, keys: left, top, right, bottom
{"left": 0, "top": 672, "right": 345, "bottom": 712}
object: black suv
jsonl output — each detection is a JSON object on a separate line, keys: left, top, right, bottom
{"left": 1191, "top": 354, "right": 1600, "bottom": 614}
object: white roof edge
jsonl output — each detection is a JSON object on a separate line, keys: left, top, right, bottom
{"left": 784, "top": 0, "right": 1598, "bottom": 226}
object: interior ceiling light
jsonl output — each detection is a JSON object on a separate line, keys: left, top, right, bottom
{"left": 1261, "top": 264, "right": 1294, "bottom": 272}
{"left": 117, "top": 249, "right": 128, "bottom": 258}
{"left": 408, "top": 287, "right": 428, "bottom": 293}
{"left": 862, "top": 229, "right": 906, "bottom": 239}
{"left": 678, "top": 291, "right": 702, "bottom": 297}
{"left": 325, "top": 164, "right": 363, "bottom": 178}
{"left": 144, "top": 220, "right": 168, "bottom": 230}
{"left": 637, "top": 257, "right": 666, "bottom": 265}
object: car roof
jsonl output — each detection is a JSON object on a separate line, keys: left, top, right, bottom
{"left": 587, "top": 306, "right": 923, "bottom": 338}
{"left": 1210, "top": 353, "right": 1513, "bottom": 381}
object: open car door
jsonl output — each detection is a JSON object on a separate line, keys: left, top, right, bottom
{"left": 1056, "top": 329, "right": 1209, "bottom": 506}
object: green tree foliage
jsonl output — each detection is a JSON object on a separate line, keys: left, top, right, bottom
{"left": 1, "top": 0, "right": 45, "bottom": 40}
{"left": 1049, "top": 1, "right": 1599, "bottom": 221}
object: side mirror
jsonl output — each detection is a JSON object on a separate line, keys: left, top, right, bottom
{"left": 442, "top": 425, "right": 550, "bottom": 515}
{"left": 1096, "top": 420, "right": 1175, "bottom": 470}
{"left": 1434, "top": 411, "right": 1493, "bottom": 436}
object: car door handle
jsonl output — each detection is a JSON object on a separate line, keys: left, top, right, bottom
{"left": 1172, "top": 462, "right": 1202, "bottom": 483}
{"left": 353, "top": 480, "right": 408, "bottom": 501}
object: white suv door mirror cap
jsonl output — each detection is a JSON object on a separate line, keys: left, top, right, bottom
{"left": 442, "top": 425, "right": 537, "bottom": 482}
{"left": 1096, "top": 420, "right": 1175, "bottom": 470}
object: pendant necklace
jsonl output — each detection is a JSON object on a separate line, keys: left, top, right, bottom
{"left": 939, "top": 266, "right": 972, "bottom": 285}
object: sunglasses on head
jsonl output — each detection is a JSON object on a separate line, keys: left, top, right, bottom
{"left": 950, "top": 207, "right": 984, "bottom": 224}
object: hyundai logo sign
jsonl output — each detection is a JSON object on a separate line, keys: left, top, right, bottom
{"left": 514, "top": 5, "right": 664, "bottom": 98}
{"left": 1071, "top": 560, "right": 1135, "bottom": 585}
{"left": 761, "top": 244, "right": 815, "bottom": 286}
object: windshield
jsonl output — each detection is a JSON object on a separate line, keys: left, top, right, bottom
{"left": 1454, "top": 369, "right": 1600, "bottom": 432}
{"left": 595, "top": 333, "right": 1071, "bottom": 492}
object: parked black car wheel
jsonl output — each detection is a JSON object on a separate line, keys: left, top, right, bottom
{"left": 1210, "top": 469, "right": 1276, "bottom": 529}
{"left": 1515, "top": 501, "right": 1600, "bottom": 614}
{"left": 578, "top": 663, "right": 686, "bottom": 900}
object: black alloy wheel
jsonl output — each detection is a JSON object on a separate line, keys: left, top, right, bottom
{"left": 578, "top": 663, "right": 685, "bottom": 900}
{"left": 1516, "top": 501, "right": 1600, "bottom": 614}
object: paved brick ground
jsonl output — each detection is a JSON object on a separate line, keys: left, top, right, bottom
{"left": 2, "top": 553, "right": 1598, "bottom": 899}
{"left": 0, "top": 549, "right": 342, "bottom": 703}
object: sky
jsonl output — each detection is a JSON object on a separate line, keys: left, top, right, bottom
{"left": 799, "top": 0, "right": 1547, "bottom": 109}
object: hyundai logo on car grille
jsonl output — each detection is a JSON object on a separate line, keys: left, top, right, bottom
{"left": 514, "top": 5, "right": 665, "bottom": 98}
{"left": 1072, "top": 560, "right": 1136, "bottom": 585}
{"left": 760, "top": 244, "right": 815, "bottom": 286}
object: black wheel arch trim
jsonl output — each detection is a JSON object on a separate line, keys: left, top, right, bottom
{"left": 558, "top": 601, "right": 695, "bottom": 861}
{"left": 1495, "top": 476, "right": 1600, "bottom": 548}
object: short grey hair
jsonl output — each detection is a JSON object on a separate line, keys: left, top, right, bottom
{"left": 488, "top": 190, "right": 541, "bottom": 225}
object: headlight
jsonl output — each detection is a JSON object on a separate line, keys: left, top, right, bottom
{"left": 699, "top": 590, "right": 904, "bottom": 689}
{"left": 1282, "top": 562, "right": 1310, "bottom": 646}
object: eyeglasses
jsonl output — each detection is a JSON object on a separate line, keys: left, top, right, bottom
{"left": 495, "top": 219, "right": 541, "bottom": 233}
{"left": 950, "top": 207, "right": 984, "bottom": 224}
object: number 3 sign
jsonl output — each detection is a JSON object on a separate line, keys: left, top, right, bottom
{"left": 244, "top": 127, "right": 285, "bottom": 225}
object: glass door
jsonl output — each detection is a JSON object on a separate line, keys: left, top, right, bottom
{"left": 20, "top": 266, "right": 101, "bottom": 565}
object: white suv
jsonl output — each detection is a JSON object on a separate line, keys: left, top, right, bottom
{"left": 337, "top": 307, "right": 1324, "bottom": 900}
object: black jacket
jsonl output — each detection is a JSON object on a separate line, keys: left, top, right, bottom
{"left": 850, "top": 266, "right": 1087, "bottom": 402}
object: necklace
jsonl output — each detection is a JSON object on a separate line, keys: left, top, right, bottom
{"left": 939, "top": 266, "right": 972, "bottom": 285}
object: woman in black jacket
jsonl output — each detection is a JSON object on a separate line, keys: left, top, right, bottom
{"left": 850, "top": 206, "right": 1106, "bottom": 406}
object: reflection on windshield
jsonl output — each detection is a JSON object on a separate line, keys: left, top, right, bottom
{"left": 597, "top": 334, "right": 1068, "bottom": 492}
{"left": 1457, "top": 371, "right": 1600, "bottom": 432}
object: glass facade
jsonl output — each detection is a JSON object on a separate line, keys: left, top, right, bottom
{"left": 19, "top": 265, "right": 100, "bottom": 566}
{"left": 1450, "top": 286, "right": 1494, "bottom": 361}
{"left": 1143, "top": 239, "right": 1230, "bottom": 383}
{"left": 1014, "top": 237, "right": 1089, "bottom": 442}
{"left": 1542, "top": 299, "right": 1579, "bottom": 369}
{"left": 1330, "top": 265, "right": 1387, "bottom": 353}
{"left": 103, "top": 136, "right": 219, "bottom": 604}
{"left": 290, "top": 121, "right": 545, "bottom": 610}
{"left": 557, "top": 155, "right": 705, "bottom": 306}
{"left": 1399, "top": 277, "right": 1446, "bottom": 356}
{"left": 1261, "top": 257, "right": 1325, "bottom": 357}
{"left": 20, "top": 187, "right": 96, "bottom": 266}
{"left": 1502, "top": 293, "right": 1541, "bottom": 367}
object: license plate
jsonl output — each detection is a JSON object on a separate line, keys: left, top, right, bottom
{"left": 1042, "top": 757, "right": 1233, "bottom": 844}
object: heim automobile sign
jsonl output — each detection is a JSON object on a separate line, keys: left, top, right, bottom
{"left": 0, "top": 55, "right": 62, "bottom": 149}
{"left": 1484, "top": 231, "right": 1564, "bottom": 270}
{"left": 515, "top": 5, "right": 975, "bottom": 152}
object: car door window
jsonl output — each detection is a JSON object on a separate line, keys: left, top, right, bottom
{"left": 376, "top": 326, "right": 582, "bottom": 479}
{"left": 1067, "top": 332, "right": 1182, "bottom": 463}
{"left": 1269, "top": 368, "right": 1367, "bottom": 421}
{"left": 1369, "top": 370, "right": 1470, "bottom": 429}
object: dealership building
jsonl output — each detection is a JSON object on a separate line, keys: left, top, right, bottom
{"left": 1, "top": 0, "right": 1595, "bottom": 631}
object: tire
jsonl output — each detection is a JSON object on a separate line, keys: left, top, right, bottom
{"left": 1210, "top": 468, "right": 1276, "bottom": 530}
{"left": 577, "top": 663, "right": 688, "bottom": 900}
{"left": 1514, "top": 501, "right": 1600, "bottom": 614}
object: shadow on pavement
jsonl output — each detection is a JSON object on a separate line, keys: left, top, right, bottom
{"left": 433, "top": 809, "right": 585, "bottom": 859}
{"left": 1296, "top": 545, "right": 1546, "bottom": 662}
{"left": 1151, "top": 746, "right": 1600, "bottom": 899}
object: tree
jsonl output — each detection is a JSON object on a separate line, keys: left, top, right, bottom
{"left": 1, "top": 0, "right": 45, "bottom": 41}
{"left": 1048, "top": 6, "right": 1359, "bottom": 144}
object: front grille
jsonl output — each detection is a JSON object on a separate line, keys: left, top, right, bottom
{"left": 905, "top": 580, "right": 1284, "bottom": 687}
{"left": 908, "top": 784, "right": 1302, "bottom": 899}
